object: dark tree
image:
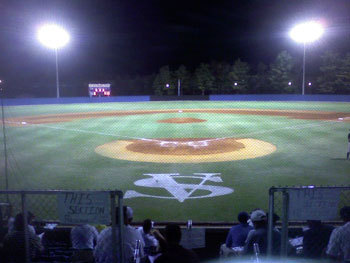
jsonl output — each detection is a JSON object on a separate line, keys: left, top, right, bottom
{"left": 268, "top": 51, "right": 296, "bottom": 93}
{"left": 194, "top": 63, "right": 215, "bottom": 95}
{"left": 152, "top": 66, "right": 176, "bottom": 95}
{"left": 211, "top": 61, "right": 232, "bottom": 94}
{"left": 228, "top": 59, "right": 250, "bottom": 94}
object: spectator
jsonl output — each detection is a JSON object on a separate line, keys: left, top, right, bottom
{"left": 3, "top": 212, "right": 44, "bottom": 262}
{"left": 326, "top": 206, "right": 350, "bottom": 262}
{"left": 8, "top": 210, "right": 36, "bottom": 236}
{"left": 71, "top": 224, "right": 99, "bottom": 263}
{"left": 266, "top": 212, "right": 280, "bottom": 232}
{"left": 303, "top": 220, "right": 334, "bottom": 259}
{"left": 243, "top": 209, "right": 281, "bottom": 256}
{"left": 138, "top": 219, "right": 165, "bottom": 255}
{"left": 94, "top": 206, "right": 145, "bottom": 263}
{"left": 226, "top": 211, "right": 253, "bottom": 248}
{"left": 155, "top": 224, "right": 199, "bottom": 263}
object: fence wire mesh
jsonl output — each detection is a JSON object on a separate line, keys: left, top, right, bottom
{"left": 0, "top": 190, "right": 123, "bottom": 263}
{"left": 268, "top": 186, "right": 350, "bottom": 260}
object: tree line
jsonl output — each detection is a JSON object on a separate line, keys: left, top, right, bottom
{"left": 113, "top": 50, "right": 350, "bottom": 96}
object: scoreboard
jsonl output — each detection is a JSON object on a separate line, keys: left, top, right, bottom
{"left": 88, "top": 83, "right": 111, "bottom": 97}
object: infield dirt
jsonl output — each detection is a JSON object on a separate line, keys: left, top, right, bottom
{"left": 5, "top": 108, "right": 350, "bottom": 126}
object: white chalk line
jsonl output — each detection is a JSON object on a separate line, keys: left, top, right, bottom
{"left": 4, "top": 118, "right": 346, "bottom": 144}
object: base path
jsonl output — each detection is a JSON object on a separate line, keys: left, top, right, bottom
{"left": 5, "top": 108, "right": 350, "bottom": 126}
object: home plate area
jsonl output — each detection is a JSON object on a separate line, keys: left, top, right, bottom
{"left": 95, "top": 137, "right": 276, "bottom": 163}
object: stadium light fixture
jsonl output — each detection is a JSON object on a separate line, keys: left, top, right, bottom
{"left": 37, "top": 24, "right": 70, "bottom": 98}
{"left": 289, "top": 21, "right": 323, "bottom": 95}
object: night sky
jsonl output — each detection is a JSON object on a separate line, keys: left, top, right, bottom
{"left": 0, "top": 0, "right": 349, "bottom": 95}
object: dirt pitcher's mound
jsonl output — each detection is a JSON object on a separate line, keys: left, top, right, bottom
{"left": 95, "top": 138, "right": 276, "bottom": 163}
{"left": 157, "top": 118, "right": 206, "bottom": 123}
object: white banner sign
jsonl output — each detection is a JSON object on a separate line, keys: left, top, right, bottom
{"left": 288, "top": 188, "right": 341, "bottom": 220}
{"left": 58, "top": 192, "right": 110, "bottom": 224}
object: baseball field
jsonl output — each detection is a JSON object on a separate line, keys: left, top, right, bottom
{"left": 1, "top": 100, "right": 350, "bottom": 222}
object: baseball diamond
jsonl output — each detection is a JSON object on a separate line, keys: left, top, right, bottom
{"left": 1, "top": 100, "right": 350, "bottom": 222}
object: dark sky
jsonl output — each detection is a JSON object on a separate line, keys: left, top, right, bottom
{"left": 0, "top": 0, "right": 349, "bottom": 93}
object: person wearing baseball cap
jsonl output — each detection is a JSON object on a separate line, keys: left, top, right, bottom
{"left": 94, "top": 206, "right": 145, "bottom": 263}
{"left": 243, "top": 209, "right": 282, "bottom": 256}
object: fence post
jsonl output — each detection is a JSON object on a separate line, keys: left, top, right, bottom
{"left": 281, "top": 189, "right": 289, "bottom": 257}
{"left": 267, "top": 187, "right": 275, "bottom": 256}
{"left": 21, "top": 191, "right": 30, "bottom": 263}
{"left": 110, "top": 192, "right": 118, "bottom": 263}
{"left": 118, "top": 193, "right": 124, "bottom": 263}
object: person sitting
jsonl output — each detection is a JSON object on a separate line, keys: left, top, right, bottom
{"left": 8, "top": 210, "right": 36, "bottom": 236}
{"left": 155, "top": 224, "right": 199, "bottom": 263}
{"left": 326, "top": 206, "right": 350, "bottom": 263}
{"left": 3, "top": 212, "right": 44, "bottom": 262}
{"left": 94, "top": 206, "right": 145, "bottom": 263}
{"left": 138, "top": 219, "right": 165, "bottom": 256}
{"left": 226, "top": 211, "right": 253, "bottom": 248}
{"left": 70, "top": 223, "right": 99, "bottom": 263}
{"left": 220, "top": 211, "right": 253, "bottom": 257}
{"left": 303, "top": 220, "right": 334, "bottom": 259}
{"left": 243, "top": 209, "right": 281, "bottom": 256}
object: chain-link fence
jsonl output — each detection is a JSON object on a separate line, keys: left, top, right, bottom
{"left": 0, "top": 190, "right": 124, "bottom": 263}
{"left": 267, "top": 186, "right": 350, "bottom": 259}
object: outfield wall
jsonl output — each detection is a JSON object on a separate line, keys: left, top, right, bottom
{"left": 210, "top": 94, "right": 350, "bottom": 102}
{"left": 3, "top": 94, "right": 350, "bottom": 106}
{"left": 2, "top": 96, "right": 150, "bottom": 106}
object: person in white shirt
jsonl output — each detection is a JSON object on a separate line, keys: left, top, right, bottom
{"left": 94, "top": 206, "right": 145, "bottom": 263}
{"left": 326, "top": 206, "right": 350, "bottom": 263}
{"left": 70, "top": 224, "right": 99, "bottom": 262}
{"left": 71, "top": 224, "right": 99, "bottom": 250}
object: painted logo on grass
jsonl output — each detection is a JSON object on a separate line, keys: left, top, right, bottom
{"left": 124, "top": 173, "right": 233, "bottom": 202}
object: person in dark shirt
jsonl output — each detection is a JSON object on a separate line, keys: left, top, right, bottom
{"left": 303, "top": 220, "right": 334, "bottom": 259}
{"left": 3, "top": 212, "right": 43, "bottom": 262}
{"left": 244, "top": 209, "right": 282, "bottom": 256}
{"left": 155, "top": 224, "right": 199, "bottom": 263}
{"left": 226, "top": 211, "right": 253, "bottom": 248}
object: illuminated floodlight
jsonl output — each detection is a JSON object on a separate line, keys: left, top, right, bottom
{"left": 0, "top": 80, "right": 2, "bottom": 84}
{"left": 165, "top": 83, "right": 170, "bottom": 88}
{"left": 37, "top": 24, "right": 70, "bottom": 98}
{"left": 37, "top": 24, "right": 70, "bottom": 49}
{"left": 288, "top": 82, "right": 292, "bottom": 86}
{"left": 308, "top": 82, "right": 312, "bottom": 86}
{"left": 289, "top": 20, "right": 324, "bottom": 95}
{"left": 289, "top": 21, "right": 324, "bottom": 43}
{"left": 234, "top": 82, "right": 238, "bottom": 86}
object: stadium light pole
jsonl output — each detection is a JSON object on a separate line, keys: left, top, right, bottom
{"left": 37, "top": 24, "right": 70, "bottom": 99}
{"left": 289, "top": 21, "right": 323, "bottom": 95}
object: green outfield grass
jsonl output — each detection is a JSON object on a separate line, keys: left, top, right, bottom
{"left": 1, "top": 101, "right": 350, "bottom": 222}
